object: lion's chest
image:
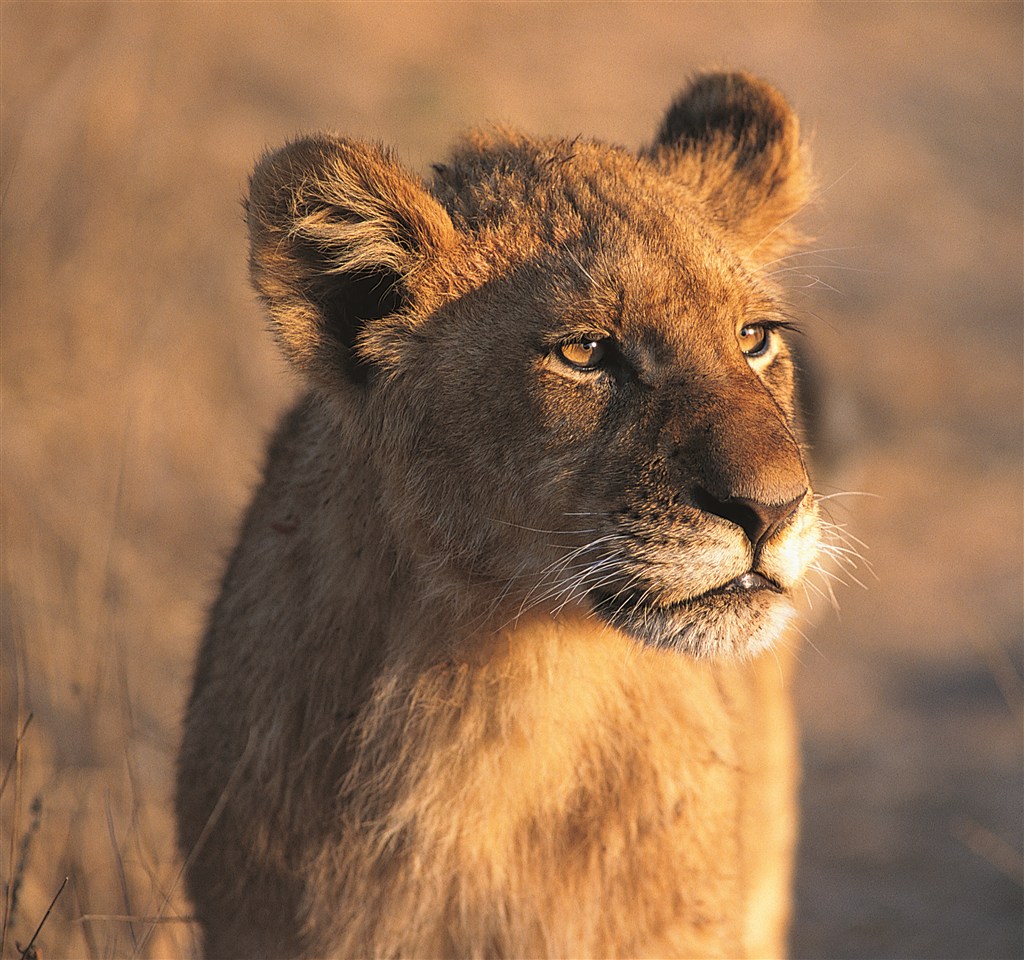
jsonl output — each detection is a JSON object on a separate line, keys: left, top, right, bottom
{"left": 312, "top": 617, "right": 761, "bottom": 958}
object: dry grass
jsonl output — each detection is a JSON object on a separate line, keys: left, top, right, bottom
{"left": 2, "top": 3, "right": 1021, "bottom": 958}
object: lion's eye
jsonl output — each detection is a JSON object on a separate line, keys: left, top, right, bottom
{"left": 557, "top": 339, "right": 608, "bottom": 370}
{"left": 738, "top": 323, "right": 772, "bottom": 358}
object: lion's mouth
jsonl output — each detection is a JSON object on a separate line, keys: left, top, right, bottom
{"left": 592, "top": 569, "right": 782, "bottom": 615}
{"left": 703, "top": 570, "right": 782, "bottom": 597}
{"left": 588, "top": 569, "right": 787, "bottom": 656}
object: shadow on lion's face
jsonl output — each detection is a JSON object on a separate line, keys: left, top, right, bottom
{"left": 364, "top": 187, "right": 818, "bottom": 658}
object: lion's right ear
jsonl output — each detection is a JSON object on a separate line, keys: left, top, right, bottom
{"left": 247, "top": 136, "right": 456, "bottom": 388}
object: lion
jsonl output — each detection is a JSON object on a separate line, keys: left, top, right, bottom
{"left": 176, "top": 71, "right": 821, "bottom": 959}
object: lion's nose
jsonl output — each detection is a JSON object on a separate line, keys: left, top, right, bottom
{"left": 693, "top": 487, "right": 806, "bottom": 554}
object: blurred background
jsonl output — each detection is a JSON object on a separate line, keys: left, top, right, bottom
{"left": 2, "top": 3, "right": 1020, "bottom": 958}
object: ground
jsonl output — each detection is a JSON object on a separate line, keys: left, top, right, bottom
{"left": 1, "top": 3, "right": 1021, "bottom": 958}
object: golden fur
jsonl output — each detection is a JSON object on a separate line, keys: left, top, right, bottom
{"left": 176, "top": 71, "right": 821, "bottom": 958}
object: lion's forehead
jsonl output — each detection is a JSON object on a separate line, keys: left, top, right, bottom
{"left": 438, "top": 139, "right": 771, "bottom": 361}
{"left": 583, "top": 240, "right": 768, "bottom": 357}
{"left": 440, "top": 134, "right": 711, "bottom": 251}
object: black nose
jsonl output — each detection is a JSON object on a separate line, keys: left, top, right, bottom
{"left": 693, "top": 487, "right": 806, "bottom": 554}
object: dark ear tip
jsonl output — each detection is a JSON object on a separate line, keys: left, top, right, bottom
{"left": 657, "top": 71, "right": 796, "bottom": 151}
{"left": 247, "top": 135, "right": 340, "bottom": 229}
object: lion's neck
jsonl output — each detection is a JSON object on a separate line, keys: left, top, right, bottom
{"left": 301, "top": 610, "right": 752, "bottom": 957}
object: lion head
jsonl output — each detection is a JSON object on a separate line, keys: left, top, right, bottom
{"left": 246, "top": 71, "right": 819, "bottom": 659}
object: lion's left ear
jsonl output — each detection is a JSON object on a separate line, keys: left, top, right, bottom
{"left": 647, "top": 72, "right": 812, "bottom": 262}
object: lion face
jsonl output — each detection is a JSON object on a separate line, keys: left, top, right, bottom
{"left": 247, "top": 73, "right": 820, "bottom": 658}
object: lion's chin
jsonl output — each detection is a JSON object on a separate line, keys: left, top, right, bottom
{"left": 590, "top": 575, "right": 795, "bottom": 659}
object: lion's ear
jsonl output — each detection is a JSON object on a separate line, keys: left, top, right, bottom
{"left": 648, "top": 72, "right": 812, "bottom": 262}
{"left": 247, "top": 136, "right": 456, "bottom": 387}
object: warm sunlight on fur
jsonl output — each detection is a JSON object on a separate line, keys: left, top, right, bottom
{"left": 175, "top": 72, "right": 821, "bottom": 958}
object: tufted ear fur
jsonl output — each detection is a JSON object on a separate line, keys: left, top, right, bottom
{"left": 247, "top": 136, "right": 457, "bottom": 388}
{"left": 647, "top": 72, "right": 812, "bottom": 263}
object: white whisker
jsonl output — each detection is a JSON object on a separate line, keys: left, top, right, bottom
{"left": 487, "top": 517, "right": 599, "bottom": 536}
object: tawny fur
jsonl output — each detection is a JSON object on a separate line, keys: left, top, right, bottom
{"left": 176, "top": 72, "right": 821, "bottom": 959}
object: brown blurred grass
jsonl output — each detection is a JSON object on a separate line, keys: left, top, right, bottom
{"left": 2, "top": 3, "right": 1021, "bottom": 958}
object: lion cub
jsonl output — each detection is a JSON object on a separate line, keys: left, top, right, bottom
{"left": 177, "top": 72, "right": 820, "bottom": 959}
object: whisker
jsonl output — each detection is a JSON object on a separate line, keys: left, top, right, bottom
{"left": 487, "top": 517, "right": 599, "bottom": 536}
{"left": 561, "top": 562, "right": 641, "bottom": 612}
{"left": 748, "top": 164, "right": 857, "bottom": 257}
{"left": 549, "top": 550, "right": 631, "bottom": 611}
{"left": 754, "top": 245, "right": 874, "bottom": 272}
{"left": 816, "top": 541, "right": 865, "bottom": 566}
{"left": 814, "top": 491, "right": 881, "bottom": 502}
{"left": 564, "top": 245, "right": 597, "bottom": 285}
{"left": 542, "top": 557, "right": 620, "bottom": 616}
{"left": 508, "top": 535, "right": 629, "bottom": 626}
{"left": 787, "top": 622, "right": 826, "bottom": 661}
{"left": 817, "top": 514, "right": 871, "bottom": 549}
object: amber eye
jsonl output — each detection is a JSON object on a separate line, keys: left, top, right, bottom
{"left": 738, "top": 323, "right": 771, "bottom": 358}
{"left": 557, "top": 338, "right": 608, "bottom": 370}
